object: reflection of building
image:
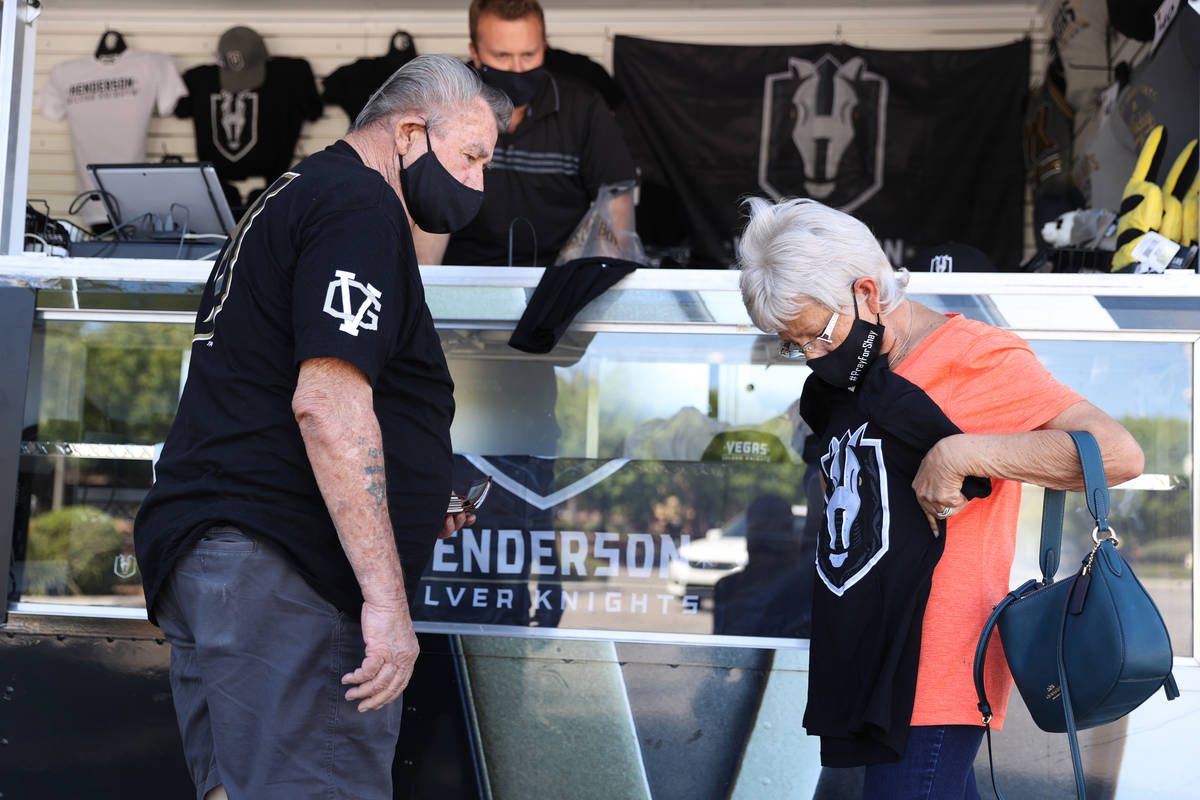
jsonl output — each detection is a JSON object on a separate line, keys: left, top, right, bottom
{"left": 713, "top": 494, "right": 814, "bottom": 638}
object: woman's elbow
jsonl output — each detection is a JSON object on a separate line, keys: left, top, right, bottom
{"left": 1106, "top": 429, "right": 1145, "bottom": 486}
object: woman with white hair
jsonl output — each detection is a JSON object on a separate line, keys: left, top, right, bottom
{"left": 737, "top": 197, "right": 1143, "bottom": 799}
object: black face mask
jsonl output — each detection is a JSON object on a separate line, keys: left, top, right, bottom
{"left": 805, "top": 290, "right": 885, "bottom": 390}
{"left": 399, "top": 126, "right": 484, "bottom": 234}
{"left": 478, "top": 64, "right": 546, "bottom": 108}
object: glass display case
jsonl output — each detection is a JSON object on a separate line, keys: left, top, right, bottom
{"left": 4, "top": 263, "right": 1196, "bottom": 658}
{"left": 1, "top": 260, "right": 1198, "bottom": 799}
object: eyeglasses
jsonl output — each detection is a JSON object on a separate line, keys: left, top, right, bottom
{"left": 779, "top": 310, "right": 839, "bottom": 359}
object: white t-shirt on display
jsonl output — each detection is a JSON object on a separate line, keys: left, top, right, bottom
{"left": 40, "top": 50, "right": 187, "bottom": 226}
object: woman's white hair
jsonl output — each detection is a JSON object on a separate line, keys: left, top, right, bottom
{"left": 737, "top": 197, "right": 909, "bottom": 334}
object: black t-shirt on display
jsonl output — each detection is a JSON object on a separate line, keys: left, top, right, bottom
{"left": 323, "top": 35, "right": 418, "bottom": 123}
{"left": 443, "top": 72, "right": 637, "bottom": 267}
{"left": 175, "top": 57, "right": 322, "bottom": 186}
{"left": 800, "top": 358, "right": 990, "bottom": 767}
{"left": 134, "top": 140, "right": 455, "bottom": 623}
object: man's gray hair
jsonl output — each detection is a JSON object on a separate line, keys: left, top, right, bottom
{"left": 737, "top": 197, "right": 909, "bottom": 334}
{"left": 352, "top": 53, "right": 512, "bottom": 134}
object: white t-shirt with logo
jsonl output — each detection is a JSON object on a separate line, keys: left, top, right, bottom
{"left": 40, "top": 50, "right": 187, "bottom": 225}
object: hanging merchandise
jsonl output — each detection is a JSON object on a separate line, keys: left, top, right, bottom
{"left": 322, "top": 31, "right": 418, "bottom": 123}
{"left": 1024, "top": 54, "right": 1086, "bottom": 249}
{"left": 1073, "top": 4, "right": 1199, "bottom": 212}
{"left": 175, "top": 26, "right": 322, "bottom": 203}
{"left": 38, "top": 31, "right": 187, "bottom": 227}
{"left": 1051, "top": 0, "right": 1117, "bottom": 113}
{"left": 1111, "top": 125, "right": 1198, "bottom": 271}
{"left": 1112, "top": 125, "right": 1167, "bottom": 270}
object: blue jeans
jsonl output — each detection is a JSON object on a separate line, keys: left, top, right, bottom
{"left": 862, "top": 725, "right": 984, "bottom": 800}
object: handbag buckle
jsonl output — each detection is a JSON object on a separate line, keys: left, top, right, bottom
{"left": 1091, "top": 525, "right": 1120, "bottom": 548}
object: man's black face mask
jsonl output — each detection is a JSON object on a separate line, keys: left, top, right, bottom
{"left": 399, "top": 126, "right": 484, "bottom": 234}
{"left": 478, "top": 64, "right": 546, "bottom": 108}
{"left": 805, "top": 287, "right": 885, "bottom": 390}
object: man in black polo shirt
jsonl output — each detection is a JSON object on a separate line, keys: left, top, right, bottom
{"left": 416, "top": 0, "right": 637, "bottom": 266}
{"left": 134, "top": 56, "right": 510, "bottom": 800}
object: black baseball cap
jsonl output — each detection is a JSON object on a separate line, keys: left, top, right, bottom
{"left": 906, "top": 241, "right": 996, "bottom": 273}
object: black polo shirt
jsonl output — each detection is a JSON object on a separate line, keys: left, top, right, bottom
{"left": 134, "top": 140, "right": 455, "bottom": 623}
{"left": 443, "top": 71, "right": 637, "bottom": 267}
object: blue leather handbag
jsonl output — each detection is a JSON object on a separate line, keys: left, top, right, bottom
{"left": 974, "top": 431, "right": 1179, "bottom": 799}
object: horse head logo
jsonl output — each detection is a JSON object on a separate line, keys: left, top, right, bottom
{"left": 816, "top": 422, "right": 890, "bottom": 595}
{"left": 758, "top": 53, "right": 887, "bottom": 212}
{"left": 824, "top": 430, "right": 862, "bottom": 568}
{"left": 789, "top": 56, "right": 865, "bottom": 199}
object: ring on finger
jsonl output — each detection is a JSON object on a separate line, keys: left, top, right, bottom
{"left": 935, "top": 506, "right": 953, "bottom": 518}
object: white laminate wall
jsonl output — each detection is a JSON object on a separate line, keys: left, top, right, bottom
{"left": 27, "top": 4, "right": 1049, "bottom": 236}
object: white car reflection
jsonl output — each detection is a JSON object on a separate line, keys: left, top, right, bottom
{"left": 666, "top": 505, "right": 805, "bottom": 597}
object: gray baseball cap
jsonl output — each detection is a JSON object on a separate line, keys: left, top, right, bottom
{"left": 217, "top": 26, "right": 268, "bottom": 92}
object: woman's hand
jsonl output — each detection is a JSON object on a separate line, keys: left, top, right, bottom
{"left": 913, "top": 434, "right": 970, "bottom": 536}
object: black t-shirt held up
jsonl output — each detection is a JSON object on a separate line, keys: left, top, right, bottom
{"left": 800, "top": 358, "right": 990, "bottom": 767}
{"left": 135, "top": 140, "right": 455, "bottom": 623}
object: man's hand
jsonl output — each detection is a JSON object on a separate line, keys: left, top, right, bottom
{"left": 913, "top": 434, "right": 970, "bottom": 536}
{"left": 342, "top": 600, "right": 419, "bottom": 712}
{"left": 440, "top": 511, "right": 475, "bottom": 539}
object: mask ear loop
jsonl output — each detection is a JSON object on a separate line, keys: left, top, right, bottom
{"left": 849, "top": 279, "right": 882, "bottom": 324}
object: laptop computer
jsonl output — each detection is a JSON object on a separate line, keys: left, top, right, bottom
{"left": 87, "top": 161, "right": 237, "bottom": 238}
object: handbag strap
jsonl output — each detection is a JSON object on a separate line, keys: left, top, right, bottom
{"left": 1039, "top": 431, "right": 1110, "bottom": 583}
{"left": 1056, "top": 575, "right": 1089, "bottom": 799}
{"left": 973, "top": 579, "right": 1038, "bottom": 800}
{"left": 977, "top": 431, "right": 1108, "bottom": 799}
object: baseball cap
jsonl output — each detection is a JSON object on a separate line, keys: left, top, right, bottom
{"left": 906, "top": 241, "right": 996, "bottom": 273}
{"left": 217, "top": 26, "right": 268, "bottom": 92}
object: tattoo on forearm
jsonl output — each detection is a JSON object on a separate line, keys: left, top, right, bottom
{"left": 367, "top": 479, "right": 386, "bottom": 509}
{"left": 368, "top": 447, "right": 381, "bottom": 458}
{"left": 364, "top": 460, "right": 385, "bottom": 509}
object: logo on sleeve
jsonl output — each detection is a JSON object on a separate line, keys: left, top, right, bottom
{"left": 323, "top": 269, "right": 383, "bottom": 336}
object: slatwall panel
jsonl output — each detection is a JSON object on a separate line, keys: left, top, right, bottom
{"left": 27, "top": 4, "right": 1049, "bottom": 246}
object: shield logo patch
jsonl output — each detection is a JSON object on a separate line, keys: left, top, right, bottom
{"left": 757, "top": 53, "right": 888, "bottom": 212}
{"left": 211, "top": 90, "right": 259, "bottom": 162}
{"left": 817, "top": 422, "right": 890, "bottom": 595}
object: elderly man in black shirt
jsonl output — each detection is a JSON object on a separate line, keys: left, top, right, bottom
{"left": 416, "top": 0, "right": 638, "bottom": 266}
{"left": 135, "top": 55, "right": 510, "bottom": 800}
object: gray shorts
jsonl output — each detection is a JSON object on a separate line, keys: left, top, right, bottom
{"left": 154, "top": 528, "right": 402, "bottom": 800}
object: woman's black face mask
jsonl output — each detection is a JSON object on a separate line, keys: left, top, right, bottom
{"left": 805, "top": 288, "right": 885, "bottom": 390}
{"left": 399, "top": 126, "right": 484, "bottom": 234}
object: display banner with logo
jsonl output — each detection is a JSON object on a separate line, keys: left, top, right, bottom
{"left": 413, "top": 452, "right": 816, "bottom": 641}
{"left": 613, "top": 35, "right": 1029, "bottom": 268}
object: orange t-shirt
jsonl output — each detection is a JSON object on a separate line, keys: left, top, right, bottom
{"left": 893, "top": 315, "right": 1083, "bottom": 729}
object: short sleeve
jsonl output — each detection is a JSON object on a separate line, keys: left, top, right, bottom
{"left": 578, "top": 93, "right": 637, "bottom": 196}
{"left": 40, "top": 66, "right": 67, "bottom": 120}
{"left": 943, "top": 329, "right": 1083, "bottom": 434}
{"left": 154, "top": 53, "right": 188, "bottom": 117}
{"left": 291, "top": 205, "right": 409, "bottom": 384}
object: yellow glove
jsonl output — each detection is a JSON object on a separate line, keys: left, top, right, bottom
{"left": 1112, "top": 125, "right": 1167, "bottom": 271}
{"left": 1161, "top": 139, "right": 1197, "bottom": 247}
